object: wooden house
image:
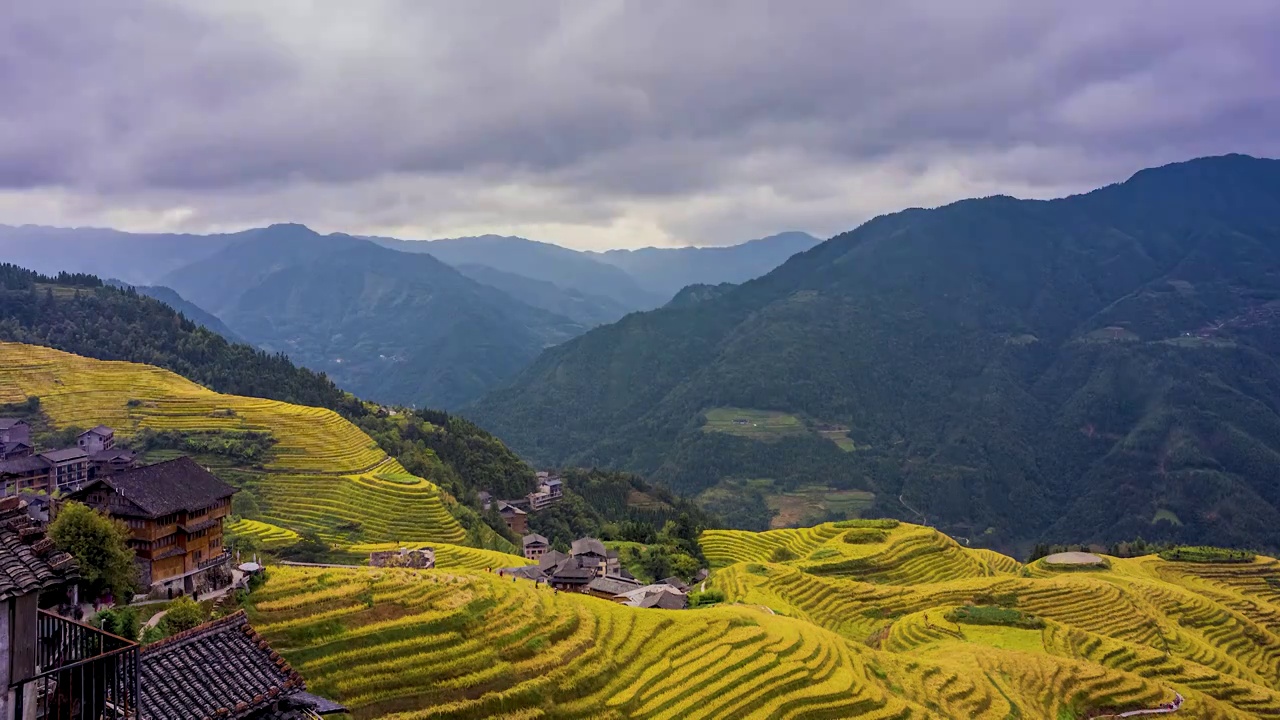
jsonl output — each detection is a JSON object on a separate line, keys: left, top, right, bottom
{"left": 65, "top": 457, "right": 235, "bottom": 596}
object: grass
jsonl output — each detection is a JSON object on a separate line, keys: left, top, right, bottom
{"left": 1151, "top": 508, "right": 1183, "bottom": 526}
{"left": 0, "top": 342, "right": 466, "bottom": 547}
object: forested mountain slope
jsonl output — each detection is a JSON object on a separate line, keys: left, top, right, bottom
{"left": 471, "top": 154, "right": 1280, "bottom": 551}
{"left": 160, "top": 224, "right": 584, "bottom": 408}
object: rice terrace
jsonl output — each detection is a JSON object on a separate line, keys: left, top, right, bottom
{"left": 226, "top": 518, "right": 1280, "bottom": 719}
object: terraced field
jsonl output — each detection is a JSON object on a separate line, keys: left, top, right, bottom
{"left": 226, "top": 519, "right": 301, "bottom": 549}
{"left": 705, "top": 521, "right": 1280, "bottom": 718}
{"left": 250, "top": 565, "right": 941, "bottom": 719}
{"left": 0, "top": 342, "right": 465, "bottom": 545}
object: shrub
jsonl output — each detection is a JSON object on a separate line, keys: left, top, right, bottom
{"left": 96, "top": 607, "right": 140, "bottom": 641}
{"left": 972, "top": 592, "right": 1018, "bottom": 608}
{"left": 160, "top": 596, "right": 207, "bottom": 635}
{"left": 945, "top": 605, "right": 1045, "bottom": 630}
{"left": 770, "top": 546, "right": 798, "bottom": 562}
{"left": 832, "top": 519, "right": 899, "bottom": 529}
{"left": 1158, "top": 546, "right": 1256, "bottom": 564}
{"left": 842, "top": 528, "right": 888, "bottom": 544}
{"left": 689, "top": 589, "right": 725, "bottom": 608}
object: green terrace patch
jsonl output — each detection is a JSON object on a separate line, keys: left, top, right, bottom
{"left": 1158, "top": 546, "right": 1257, "bottom": 564}
{"left": 700, "top": 406, "right": 858, "bottom": 451}
{"left": 945, "top": 605, "right": 1046, "bottom": 630}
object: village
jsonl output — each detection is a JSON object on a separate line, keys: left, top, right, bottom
{"left": 0, "top": 454, "right": 344, "bottom": 719}
{"left": 1, "top": 417, "right": 236, "bottom": 600}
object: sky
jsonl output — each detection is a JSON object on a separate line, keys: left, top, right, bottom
{"left": 2, "top": 1, "right": 1278, "bottom": 251}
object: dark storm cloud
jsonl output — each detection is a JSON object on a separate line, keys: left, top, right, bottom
{"left": 1, "top": 0, "right": 1278, "bottom": 247}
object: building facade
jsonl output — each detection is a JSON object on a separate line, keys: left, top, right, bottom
{"left": 38, "top": 448, "right": 89, "bottom": 491}
{"left": 66, "top": 457, "right": 235, "bottom": 596}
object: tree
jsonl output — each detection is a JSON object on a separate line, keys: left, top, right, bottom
{"left": 96, "top": 606, "right": 140, "bottom": 641}
{"left": 49, "top": 502, "right": 138, "bottom": 601}
{"left": 160, "top": 596, "right": 207, "bottom": 635}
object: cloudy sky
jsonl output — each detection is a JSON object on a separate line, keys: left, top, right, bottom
{"left": 3, "top": 1, "right": 1278, "bottom": 250}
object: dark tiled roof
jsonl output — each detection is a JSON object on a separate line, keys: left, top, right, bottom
{"left": 549, "top": 555, "right": 596, "bottom": 583}
{"left": 0, "top": 418, "right": 26, "bottom": 430}
{"left": 0, "top": 495, "right": 77, "bottom": 601}
{"left": 91, "top": 448, "right": 137, "bottom": 462}
{"left": 570, "top": 538, "right": 606, "bottom": 557}
{"left": 522, "top": 533, "right": 548, "bottom": 547}
{"left": 76, "top": 457, "right": 235, "bottom": 518}
{"left": 140, "top": 610, "right": 328, "bottom": 720}
{"left": 40, "top": 447, "right": 88, "bottom": 463}
{"left": 660, "top": 577, "right": 691, "bottom": 593}
{"left": 82, "top": 425, "right": 115, "bottom": 437}
{"left": 0, "top": 455, "right": 52, "bottom": 474}
{"left": 587, "top": 575, "right": 642, "bottom": 595}
{"left": 288, "top": 691, "right": 346, "bottom": 715}
{"left": 639, "top": 590, "right": 687, "bottom": 610}
{"left": 538, "top": 550, "right": 569, "bottom": 571}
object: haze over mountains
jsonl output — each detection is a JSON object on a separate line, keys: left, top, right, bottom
{"left": 0, "top": 222, "right": 814, "bottom": 407}
{"left": 471, "top": 154, "right": 1280, "bottom": 551}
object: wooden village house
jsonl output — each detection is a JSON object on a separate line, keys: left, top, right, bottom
{"left": 65, "top": 456, "right": 235, "bottom": 596}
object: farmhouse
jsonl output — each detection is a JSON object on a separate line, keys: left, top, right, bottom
{"left": 496, "top": 500, "right": 528, "bottom": 535}
{"left": 0, "top": 455, "right": 52, "bottom": 496}
{"left": 527, "top": 472, "right": 564, "bottom": 511}
{"left": 522, "top": 533, "right": 549, "bottom": 561}
{"left": 65, "top": 456, "right": 235, "bottom": 596}
{"left": 77, "top": 425, "right": 116, "bottom": 453}
{"left": 615, "top": 582, "right": 689, "bottom": 610}
{"left": 0, "top": 419, "right": 31, "bottom": 462}
{"left": 38, "top": 447, "right": 89, "bottom": 491}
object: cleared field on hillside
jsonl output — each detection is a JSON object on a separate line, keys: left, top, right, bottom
{"left": 0, "top": 342, "right": 465, "bottom": 546}
{"left": 767, "top": 484, "right": 875, "bottom": 528}
{"left": 701, "top": 407, "right": 857, "bottom": 451}
{"left": 706, "top": 520, "right": 1280, "bottom": 719}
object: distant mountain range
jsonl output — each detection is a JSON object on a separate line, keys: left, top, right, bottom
{"left": 0, "top": 222, "right": 815, "bottom": 408}
{"left": 590, "top": 231, "right": 822, "bottom": 299}
{"left": 469, "top": 154, "right": 1280, "bottom": 552}
{"left": 157, "top": 225, "right": 584, "bottom": 408}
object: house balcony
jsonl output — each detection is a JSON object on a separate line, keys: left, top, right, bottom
{"left": 197, "top": 551, "right": 231, "bottom": 571}
{"left": 11, "top": 610, "right": 141, "bottom": 719}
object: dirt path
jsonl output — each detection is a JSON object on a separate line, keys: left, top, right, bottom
{"left": 1093, "top": 692, "right": 1184, "bottom": 718}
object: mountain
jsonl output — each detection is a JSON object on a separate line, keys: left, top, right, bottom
{"left": 470, "top": 154, "right": 1280, "bottom": 551}
{"left": 160, "top": 224, "right": 583, "bottom": 409}
{"left": 103, "top": 280, "right": 243, "bottom": 342}
{"left": 0, "top": 224, "right": 237, "bottom": 285}
{"left": 591, "top": 231, "right": 821, "bottom": 298}
{"left": 453, "top": 263, "right": 633, "bottom": 327}
{"left": 371, "top": 234, "right": 666, "bottom": 310}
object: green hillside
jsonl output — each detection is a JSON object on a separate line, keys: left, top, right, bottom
{"left": 470, "top": 154, "right": 1280, "bottom": 550}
